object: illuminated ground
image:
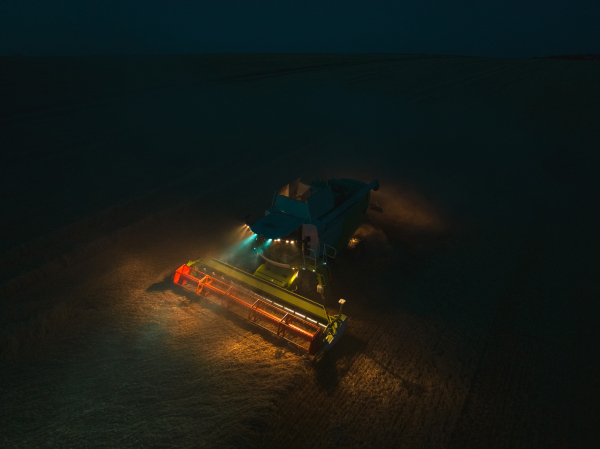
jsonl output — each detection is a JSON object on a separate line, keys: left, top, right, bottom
{"left": 1, "top": 54, "right": 599, "bottom": 448}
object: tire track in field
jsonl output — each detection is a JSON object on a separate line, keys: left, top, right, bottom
{"left": 343, "top": 59, "right": 455, "bottom": 90}
{"left": 447, "top": 208, "right": 553, "bottom": 449}
{"left": 400, "top": 60, "right": 530, "bottom": 105}
{"left": 338, "top": 58, "right": 445, "bottom": 87}
{"left": 213, "top": 55, "right": 444, "bottom": 87}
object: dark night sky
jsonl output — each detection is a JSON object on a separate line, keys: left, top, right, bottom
{"left": 0, "top": 0, "right": 598, "bottom": 58}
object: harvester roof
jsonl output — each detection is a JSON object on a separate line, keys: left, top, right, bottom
{"left": 251, "top": 211, "right": 301, "bottom": 240}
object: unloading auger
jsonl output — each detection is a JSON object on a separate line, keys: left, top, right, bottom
{"left": 173, "top": 177, "right": 380, "bottom": 358}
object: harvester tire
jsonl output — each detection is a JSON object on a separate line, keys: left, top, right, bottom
{"left": 297, "top": 271, "right": 319, "bottom": 300}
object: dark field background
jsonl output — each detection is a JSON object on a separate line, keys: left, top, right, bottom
{"left": 1, "top": 54, "right": 599, "bottom": 448}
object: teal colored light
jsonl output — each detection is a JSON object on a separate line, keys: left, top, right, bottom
{"left": 220, "top": 233, "right": 258, "bottom": 260}
{"left": 240, "top": 234, "right": 257, "bottom": 247}
{"left": 255, "top": 237, "right": 272, "bottom": 254}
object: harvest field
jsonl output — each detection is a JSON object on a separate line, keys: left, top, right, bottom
{"left": 1, "top": 54, "right": 599, "bottom": 448}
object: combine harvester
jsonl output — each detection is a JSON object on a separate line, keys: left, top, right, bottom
{"left": 174, "top": 177, "right": 381, "bottom": 359}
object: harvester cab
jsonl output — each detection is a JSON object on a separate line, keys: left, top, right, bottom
{"left": 173, "top": 177, "right": 379, "bottom": 359}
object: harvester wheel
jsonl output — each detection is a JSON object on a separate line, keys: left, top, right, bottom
{"left": 297, "top": 270, "right": 319, "bottom": 300}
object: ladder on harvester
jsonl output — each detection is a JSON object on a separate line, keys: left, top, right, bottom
{"left": 301, "top": 242, "right": 336, "bottom": 293}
